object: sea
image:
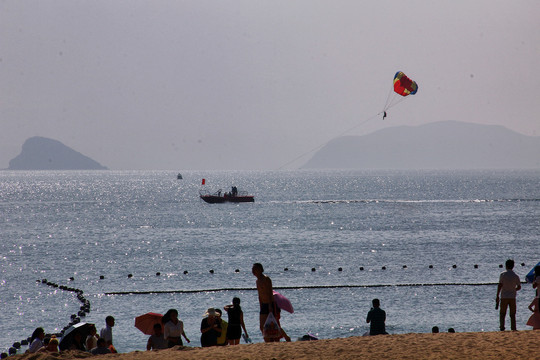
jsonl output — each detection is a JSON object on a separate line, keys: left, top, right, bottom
{"left": 1, "top": 169, "right": 539, "bottom": 353}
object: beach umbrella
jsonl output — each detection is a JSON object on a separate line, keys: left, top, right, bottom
{"left": 135, "top": 312, "right": 163, "bottom": 335}
{"left": 59, "top": 322, "right": 92, "bottom": 351}
{"left": 525, "top": 261, "right": 540, "bottom": 283}
{"left": 273, "top": 290, "right": 294, "bottom": 313}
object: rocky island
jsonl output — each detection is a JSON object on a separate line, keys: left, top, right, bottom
{"left": 8, "top": 137, "right": 108, "bottom": 170}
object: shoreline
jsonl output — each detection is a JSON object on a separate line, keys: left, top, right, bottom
{"left": 10, "top": 331, "right": 540, "bottom": 360}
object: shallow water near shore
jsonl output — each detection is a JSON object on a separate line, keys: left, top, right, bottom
{"left": 1, "top": 169, "right": 539, "bottom": 353}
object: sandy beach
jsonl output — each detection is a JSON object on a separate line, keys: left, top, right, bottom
{"left": 11, "top": 331, "right": 539, "bottom": 360}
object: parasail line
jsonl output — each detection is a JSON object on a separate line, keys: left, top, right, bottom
{"left": 277, "top": 112, "right": 382, "bottom": 170}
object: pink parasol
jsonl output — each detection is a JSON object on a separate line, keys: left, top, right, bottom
{"left": 135, "top": 312, "right": 163, "bottom": 335}
{"left": 273, "top": 290, "right": 294, "bottom": 313}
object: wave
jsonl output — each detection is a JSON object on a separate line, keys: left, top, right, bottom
{"left": 272, "top": 199, "right": 540, "bottom": 204}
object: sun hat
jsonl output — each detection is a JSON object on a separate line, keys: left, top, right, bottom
{"left": 203, "top": 308, "right": 217, "bottom": 317}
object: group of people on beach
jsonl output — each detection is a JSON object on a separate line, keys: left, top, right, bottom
{"left": 22, "top": 260, "right": 539, "bottom": 355}
{"left": 147, "top": 298, "right": 250, "bottom": 350}
{"left": 26, "top": 317, "right": 115, "bottom": 355}
{"left": 496, "top": 259, "right": 540, "bottom": 331}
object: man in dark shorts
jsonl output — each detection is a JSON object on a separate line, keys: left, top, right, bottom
{"left": 252, "top": 263, "right": 275, "bottom": 341}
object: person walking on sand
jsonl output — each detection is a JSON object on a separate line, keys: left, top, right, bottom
{"left": 496, "top": 259, "right": 521, "bottom": 331}
{"left": 366, "top": 298, "right": 388, "bottom": 335}
{"left": 252, "top": 263, "right": 275, "bottom": 339}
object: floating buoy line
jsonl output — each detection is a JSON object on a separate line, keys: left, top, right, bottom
{"left": 2, "top": 279, "right": 91, "bottom": 357}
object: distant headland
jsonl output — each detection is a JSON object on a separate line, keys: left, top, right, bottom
{"left": 302, "top": 121, "right": 540, "bottom": 170}
{"left": 8, "top": 137, "right": 108, "bottom": 170}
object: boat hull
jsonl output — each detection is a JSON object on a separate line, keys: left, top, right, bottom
{"left": 200, "top": 195, "right": 254, "bottom": 203}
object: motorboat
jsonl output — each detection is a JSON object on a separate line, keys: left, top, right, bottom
{"left": 199, "top": 185, "right": 254, "bottom": 203}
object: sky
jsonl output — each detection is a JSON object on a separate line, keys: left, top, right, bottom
{"left": 1, "top": 1, "right": 539, "bottom": 170}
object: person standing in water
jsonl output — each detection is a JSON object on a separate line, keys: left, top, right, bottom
{"left": 252, "top": 263, "right": 275, "bottom": 340}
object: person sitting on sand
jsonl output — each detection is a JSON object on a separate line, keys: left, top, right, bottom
{"left": 215, "top": 308, "right": 228, "bottom": 346}
{"left": 69, "top": 331, "right": 86, "bottom": 351}
{"left": 39, "top": 336, "right": 59, "bottom": 353}
{"left": 496, "top": 259, "right": 521, "bottom": 331}
{"left": 27, "top": 327, "right": 45, "bottom": 353}
{"left": 366, "top": 298, "right": 388, "bottom": 335}
{"left": 147, "top": 323, "right": 168, "bottom": 350}
{"left": 86, "top": 324, "right": 98, "bottom": 352}
{"left": 90, "top": 338, "right": 112, "bottom": 355}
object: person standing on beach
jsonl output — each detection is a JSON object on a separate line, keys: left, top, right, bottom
{"left": 496, "top": 259, "right": 521, "bottom": 331}
{"left": 162, "top": 309, "right": 190, "bottom": 347}
{"left": 252, "top": 263, "right": 275, "bottom": 339}
{"left": 366, "top": 298, "right": 388, "bottom": 335}
{"left": 100, "top": 315, "right": 115, "bottom": 347}
{"left": 224, "top": 297, "right": 249, "bottom": 345}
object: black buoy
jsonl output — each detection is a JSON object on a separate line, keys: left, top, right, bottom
{"left": 452, "top": 264, "right": 457, "bottom": 269}
{"left": 12, "top": 342, "right": 21, "bottom": 349}
{"left": 474, "top": 264, "right": 479, "bottom": 269}
{"left": 8, "top": 348, "right": 16, "bottom": 356}
{"left": 359, "top": 267, "right": 364, "bottom": 271}
{"left": 183, "top": 270, "right": 188, "bottom": 275}
{"left": 382, "top": 266, "right": 386, "bottom": 270}
{"left": 128, "top": 274, "right": 133, "bottom": 278}
{"left": 284, "top": 268, "right": 289, "bottom": 271}
{"left": 69, "top": 277, "right": 75, "bottom": 281}
{"left": 499, "top": 264, "right": 503, "bottom": 268}
{"left": 429, "top": 265, "right": 434, "bottom": 269}
{"left": 235, "top": 269, "right": 240, "bottom": 273}
{"left": 100, "top": 275, "right": 105, "bottom": 279}
{"left": 209, "top": 269, "right": 214, "bottom": 274}
{"left": 156, "top": 272, "right": 161, "bottom": 276}
{"left": 338, "top": 267, "right": 343, "bottom": 272}
{"left": 42, "top": 279, "right": 47, "bottom": 283}
{"left": 403, "top": 265, "right": 407, "bottom": 269}
{"left": 311, "top": 268, "right": 316, "bottom": 272}
{"left": 521, "top": 262, "right": 526, "bottom": 266}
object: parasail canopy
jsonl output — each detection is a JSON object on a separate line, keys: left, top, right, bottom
{"left": 393, "top": 71, "right": 418, "bottom": 96}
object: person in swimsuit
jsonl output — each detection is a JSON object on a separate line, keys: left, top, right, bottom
{"left": 252, "top": 263, "right": 275, "bottom": 341}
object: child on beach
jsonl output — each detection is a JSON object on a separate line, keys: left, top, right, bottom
{"left": 526, "top": 297, "right": 540, "bottom": 330}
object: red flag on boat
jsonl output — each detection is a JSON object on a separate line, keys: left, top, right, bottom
{"left": 202, "top": 178, "right": 206, "bottom": 186}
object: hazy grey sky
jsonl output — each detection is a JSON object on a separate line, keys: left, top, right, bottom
{"left": 1, "top": 1, "right": 539, "bottom": 170}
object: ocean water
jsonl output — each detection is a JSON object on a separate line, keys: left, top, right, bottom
{"left": 1, "top": 169, "right": 539, "bottom": 353}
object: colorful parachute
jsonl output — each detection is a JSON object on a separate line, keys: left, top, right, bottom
{"left": 382, "top": 71, "right": 418, "bottom": 118}
{"left": 393, "top": 71, "right": 418, "bottom": 96}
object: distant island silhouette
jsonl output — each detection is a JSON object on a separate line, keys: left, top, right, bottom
{"left": 8, "top": 137, "right": 108, "bottom": 170}
{"left": 302, "top": 121, "right": 540, "bottom": 169}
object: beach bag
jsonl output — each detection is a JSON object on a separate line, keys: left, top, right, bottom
{"left": 262, "top": 312, "right": 281, "bottom": 339}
